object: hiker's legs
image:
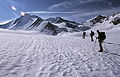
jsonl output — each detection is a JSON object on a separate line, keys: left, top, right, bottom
{"left": 91, "top": 36, "right": 94, "bottom": 42}
{"left": 99, "top": 40, "right": 103, "bottom": 52}
{"left": 83, "top": 35, "right": 85, "bottom": 39}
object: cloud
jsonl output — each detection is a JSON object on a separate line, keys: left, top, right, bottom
{"left": 48, "top": 0, "right": 117, "bottom": 12}
{"left": 49, "top": 2, "right": 72, "bottom": 10}
{"left": 67, "top": 6, "right": 120, "bottom": 22}
{"left": 11, "top": 5, "right": 17, "bottom": 11}
{"left": 20, "top": 11, "right": 26, "bottom": 16}
{"left": 26, "top": 6, "right": 120, "bottom": 22}
{"left": 26, "top": 11, "right": 80, "bottom": 14}
{"left": 49, "top": 0, "right": 103, "bottom": 11}
{"left": 47, "top": 0, "right": 120, "bottom": 22}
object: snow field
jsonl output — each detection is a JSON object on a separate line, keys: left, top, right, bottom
{"left": 0, "top": 29, "right": 120, "bottom": 77}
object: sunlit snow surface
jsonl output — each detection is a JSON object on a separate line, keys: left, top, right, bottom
{"left": 0, "top": 13, "right": 120, "bottom": 77}
{"left": 0, "top": 24, "right": 120, "bottom": 77}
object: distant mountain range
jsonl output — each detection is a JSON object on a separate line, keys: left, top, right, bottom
{"left": 83, "top": 13, "right": 120, "bottom": 27}
{"left": 0, "top": 12, "right": 120, "bottom": 35}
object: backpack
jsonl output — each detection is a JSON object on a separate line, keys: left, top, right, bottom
{"left": 98, "top": 32, "right": 106, "bottom": 41}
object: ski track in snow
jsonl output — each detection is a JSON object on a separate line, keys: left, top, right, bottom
{"left": 0, "top": 30, "right": 120, "bottom": 77}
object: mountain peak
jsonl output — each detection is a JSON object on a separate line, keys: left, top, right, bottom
{"left": 55, "top": 17, "right": 64, "bottom": 20}
{"left": 89, "top": 15, "right": 106, "bottom": 24}
{"left": 46, "top": 16, "right": 64, "bottom": 23}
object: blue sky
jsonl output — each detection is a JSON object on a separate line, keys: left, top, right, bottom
{"left": 0, "top": 0, "right": 120, "bottom": 23}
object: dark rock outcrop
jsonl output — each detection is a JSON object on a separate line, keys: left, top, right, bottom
{"left": 90, "top": 15, "right": 106, "bottom": 25}
{"left": 111, "top": 17, "right": 120, "bottom": 25}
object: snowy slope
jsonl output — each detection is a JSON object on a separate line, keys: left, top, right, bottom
{"left": 83, "top": 13, "right": 120, "bottom": 30}
{"left": 83, "top": 15, "right": 107, "bottom": 27}
{"left": 0, "top": 15, "right": 85, "bottom": 35}
{"left": 46, "top": 17, "right": 81, "bottom": 29}
{"left": 0, "top": 20, "right": 13, "bottom": 29}
{"left": 0, "top": 26, "right": 120, "bottom": 77}
{"left": 0, "top": 13, "right": 120, "bottom": 77}
{"left": 91, "top": 13, "right": 120, "bottom": 31}
{"left": 8, "top": 14, "right": 43, "bottom": 30}
{"left": 46, "top": 17, "right": 79, "bottom": 25}
{"left": 1, "top": 13, "right": 120, "bottom": 36}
